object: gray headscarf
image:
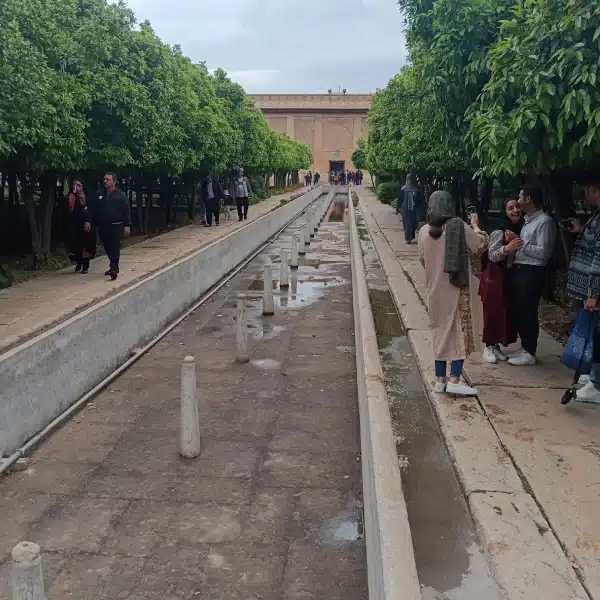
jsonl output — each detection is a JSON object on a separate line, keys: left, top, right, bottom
{"left": 426, "top": 191, "right": 469, "bottom": 288}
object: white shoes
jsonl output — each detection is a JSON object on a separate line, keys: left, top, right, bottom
{"left": 446, "top": 380, "right": 479, "bottom": 396}
{"left": 575, "top": 381, "right": 600, "bottom": 404}
{"left": 483, "top": 345, "right": 509, "bottom": 364}
{"left": 433, "top": 376, "right": 478, "bottom": 396}
{"left": 433, "top": 378, "right": 446, "bottom": 393}
{"left": 576, "top": 374, "right": 591, "bottom": 389}
{"left": 508, "top": 348, "right": 536, "bottom": 366}
{"left": 483, "top": 346, "right": 497, "bottom": 364}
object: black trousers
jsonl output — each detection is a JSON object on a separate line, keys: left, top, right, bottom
{"left": 205, "top": 198, "right": 219, "bottom": 225}
{"left": 508, "top": 264, "right": 546, "bottom": 356}
{"left": 99, "top": 224, "right": 122, "bottom": 272}
{"left": 236, "top": 197, "right": 249, "bottom": 220}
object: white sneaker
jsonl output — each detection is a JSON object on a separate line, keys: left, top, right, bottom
{"left": 446, "top": 381, "right": 479, "bottom": 396}
{"left": 576, "top": 374, "right": 591, "bottom": 389}
{"left": 506, "top": 347, "right": 524, "bottom": 359}
{"left": 508, "top": 351, "right": 536, "bottom": 366}
{"left": 483, "top": 346, "right": 497, "bottom": 364}
{"left": 433, "top": 377, "right": 446, "bottom": 393}
{"left": 493, "top": 346, "right": 508, "bottom": 361}
{"left": 575, "top": 381, "right": 600, "bottom": 404}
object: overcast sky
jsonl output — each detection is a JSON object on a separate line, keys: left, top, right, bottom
{"left": 124, "top": 0, "right": 407, "bottom": 94}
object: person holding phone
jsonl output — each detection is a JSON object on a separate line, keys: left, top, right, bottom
{"left": 566, "top": 174, "right": 600, "bottom": 403}
{"left": 418, "top": 191, "right": 489, "bottom": 396}
{"left": 478, "top": 198, "right": 524, "bottom": 363}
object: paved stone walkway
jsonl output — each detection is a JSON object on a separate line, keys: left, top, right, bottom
{"left": 0, "top": 203, "right": 366, "bottom": 599}
{"left": 356, "top": 186, "right": 599, "bottom": 600}
{"left": 0, "top": 189, "right": 304, "bottom": 354}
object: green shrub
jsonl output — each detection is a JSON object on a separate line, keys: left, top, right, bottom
{"left": 376, "top": 181, "right": 401, "bottom": 205}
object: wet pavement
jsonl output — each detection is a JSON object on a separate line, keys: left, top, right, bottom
{"left": 0, "top": 199, "right": 367, "bottom": 599}
{"left": 355, "top": 207, "right": 501, "bottom": 600}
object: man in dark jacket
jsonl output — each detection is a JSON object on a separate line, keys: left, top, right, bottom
{"left": 93, "top": 172, "right": 131, "bottom": 280}
{"left": 200, "top": 174, "right": 223, "bottom": 227}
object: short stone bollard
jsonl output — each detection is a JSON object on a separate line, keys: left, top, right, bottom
{"left": 180, "top": 356, "right": 201, "bottom": 458}
{"left": 262, "top": 263, "right": 275, "bottom": 316}
{"left": 298, "top": 231, "right": 306, "bottom": 256}
{"left": 309, "top": 210, "right": 315, "bottom": 238}
{"left": 304, "top": 220, "right": 311, "bottom": 246}
{"left": 290, "top": 234, "right": 299, "bottom": 268}
{"left": 312, "top": 208, "right": 319, "bottom": 233}
{"left": 11, "top": 542, "right": 45, "bottom": 600}
{"left": 280, "top": 249, "right": 290, "bottom": 288}
{"left": 236, "top": 295, "right": 249, "bottom": 363}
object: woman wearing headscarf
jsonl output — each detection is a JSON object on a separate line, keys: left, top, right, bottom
{"left": 418, "top": 190, "right": 489, "bottom": 396}
{"left": 65, "top": 179, "right": 96, "bottom": 274}
{"left": 478, "top": 198, "right": 524, "bottom": 364}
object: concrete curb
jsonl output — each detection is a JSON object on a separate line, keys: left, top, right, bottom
{"left": 347, "top": 188, "right": 422, "bottom": 600}
{"left": 0, "top": 187, "right": 324, "bottom": 455}
{"left": 356, "top": 189, "right": 590, "bottom": 600}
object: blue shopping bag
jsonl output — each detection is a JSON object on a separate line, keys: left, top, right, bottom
{"left": 561, "top": 309, "right": 597, "bottom": 373}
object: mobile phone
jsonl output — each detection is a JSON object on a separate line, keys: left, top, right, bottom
{"left": 466, "top": 205, "right": 477, "bottom": 218}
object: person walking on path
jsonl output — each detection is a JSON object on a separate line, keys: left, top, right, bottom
{"left": 399, "top": 174, "right": 426, "bottom": 244}
{"left": 313, "top": 172, "right": 320, "bottom": 186}
{"left": 93, "top": 173, "right": 131, "bottom": 281}
{"left": 231, "top": 168, "right": 253, "bottom": 222}
{"left": 418, "top": 190, "right": 489, "bottom": 396}
{"left": 65, "top": 180, "right": 96, "bottom": 275}
{"left": 200, "top": 174, "right": 223, "bottom": 227}
{"left": 222, "top": 189, "right": 233, "bottom": 220}
{"left": 566, "top": 174, "right": 600, "bottom": 403}
{"left": 479, "top": 198, "right": 524, "bottom": 364}
{"left": 507, "top": 184, "right": 557, "bottom": 366}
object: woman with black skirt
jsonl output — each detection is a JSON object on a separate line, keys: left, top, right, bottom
{"left": 65, "top": 180, "right": 96, "bottom": 274}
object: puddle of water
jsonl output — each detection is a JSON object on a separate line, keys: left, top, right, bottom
{"left": 319, "top": 496, "right": 364, "bottom": 546}
{"left": 250, "top": 358, "right": 281, "bottom": 370}
{"left": 249, "top": 323, "right": 287, "bottom": 341}
{"left": 356, "top": 205, "right": 502, "bottom": 600}
{"left": 322, "top": 517, "right": 360, "bottom": 542}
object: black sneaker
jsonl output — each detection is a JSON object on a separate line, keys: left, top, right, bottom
{"left": 204, "top": 223, "right": 211, "bottom": 227}
{"left": 109, "top": 270, "right": 118, "bottom": 281}
{"left": 216, "top": 222, "right": 220, "bottom": 226}
{"left": 81, "top": 266, "right": 89, "bottom": 275}
{"left": 104, "top": 269, "right": 111, "bottom": 276}
{"left": 75, "top": 263, "right": 82, "bottom": 273}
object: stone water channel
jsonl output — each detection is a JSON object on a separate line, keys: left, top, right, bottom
{"left": 354, "top": 202, "right": 502, "bottom": 600}
{"left": 0, "top": 197, "right": 367, "bottom": 599}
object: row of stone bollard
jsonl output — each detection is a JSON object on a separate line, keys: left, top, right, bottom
{"left": 6, "top": 195, "right": 333, "bottom": 600}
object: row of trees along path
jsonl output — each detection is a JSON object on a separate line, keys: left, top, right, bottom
{"left": 354, "top": 0, "right": 600, "bottom": 300}
{"left": 0, "top": 0, "right": 312, "bottom": 281}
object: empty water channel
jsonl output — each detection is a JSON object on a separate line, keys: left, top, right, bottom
{"left": 354, "top": 206, "right": 501, "bottom": 600}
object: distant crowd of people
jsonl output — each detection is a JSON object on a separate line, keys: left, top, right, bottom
{"left": 64, "top": 167, "right": 254, "bottom": 281}
{"left": 329, "top": 170, "right": 363, "bottom": 185}
{"left": 399, "top": 173, "right": 600, "bottom": 405}
{"left": 304, "top": 171, "right": 320, "bottom": 186}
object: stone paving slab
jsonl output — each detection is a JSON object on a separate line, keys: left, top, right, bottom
{"left": 0, "top": 212, "right": 366, "bottom": 600}
{"left": 356, "top": 187, "right": 596, "bottom": 600}
{"left": 0, "top": 189, "right": 300, "bottom": 354}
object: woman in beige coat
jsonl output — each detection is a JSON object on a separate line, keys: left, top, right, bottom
{"left": 418, "top": 191, "right": 488, "bottom": 396}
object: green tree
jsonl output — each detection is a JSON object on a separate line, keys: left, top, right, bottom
{"left": 468, "top": 0, "right": 600, "bottom": 213}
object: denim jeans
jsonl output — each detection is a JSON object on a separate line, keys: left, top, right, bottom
{"left": 435, "top": 360, "right": 464, "bottom": 378}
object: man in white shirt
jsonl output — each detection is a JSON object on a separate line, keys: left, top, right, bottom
{"left": 508, "top": 184, "right": 557, "bottom": 366}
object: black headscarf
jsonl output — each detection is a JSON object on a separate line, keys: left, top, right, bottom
{"left": 481, "top": 198, "right": 523, "bottom": 270}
